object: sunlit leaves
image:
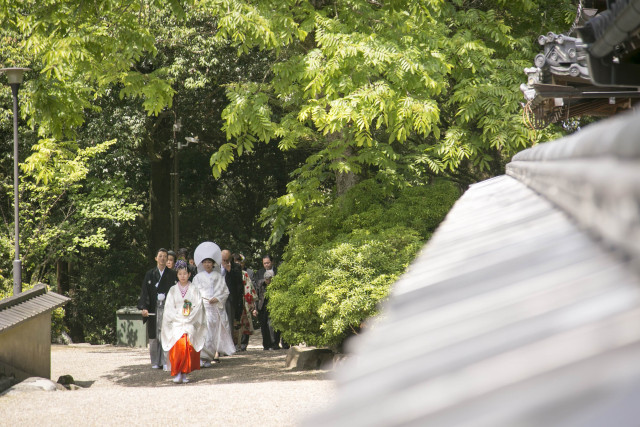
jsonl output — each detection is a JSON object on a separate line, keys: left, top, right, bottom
{"left": 267, "top": 179, "right": 460, "bottom": 347}
{"left": 14, "top": 137, "right": 142, "bottom": 285}
{"left": 207, "top": 1, "right": 458, "bottom": 233}
{"left": 1, "top": 0, "right": 181, "bottom": 139}
{"left": 208, "top": 0, "right": 574, "bottom": 210}
{"left": 120, "top": 70, "right": 175, "bottom": 116}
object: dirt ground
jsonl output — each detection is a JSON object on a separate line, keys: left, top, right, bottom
{"left": 0, "top": 332, "right": 336, "bottom": 426}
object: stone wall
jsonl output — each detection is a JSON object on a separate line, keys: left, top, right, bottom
{"left": 0, "top": 313, "right": 53, "bottom": 381}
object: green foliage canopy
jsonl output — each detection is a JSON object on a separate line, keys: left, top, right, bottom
{"left": 207, "top": 0, "right": 574, "bottom": 231}
{"left": 1, "top": 0, "right": 184, "bottom": 139}
{"left": 203, "top": 0, "right": 576, "bottom": 347}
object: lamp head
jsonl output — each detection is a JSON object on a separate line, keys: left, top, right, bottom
{"left": 178, "top": 136, "right": 200, "bottom": 149}
{"left": 0, "top": 67, "right": 31, "bottom": 85}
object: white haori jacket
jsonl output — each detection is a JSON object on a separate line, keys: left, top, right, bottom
{"left": 161, "top": 283, "right": 206, "bottom": 352}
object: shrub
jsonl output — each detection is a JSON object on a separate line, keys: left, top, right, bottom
{"left": 51, "top": 306, "right": 68, "bottom": 342}
{"left": 268, "top": 179, "right": 459, "bottom": 348}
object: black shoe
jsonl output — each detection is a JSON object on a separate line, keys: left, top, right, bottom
{"left": 271, "top": 345, "right": 281, "bottom": 350}
{"left": 263, "top": 347, "right": 271, "bottom": 351}
{"left": 240, "top": 345, "right": 247, "bottom": 351}
{"left": 282, "top": 345, "right": 290, "bottom": 349}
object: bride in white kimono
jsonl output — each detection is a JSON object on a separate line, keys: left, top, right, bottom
{"left": 192, "top": 257, "right": 236, "bottom": 366}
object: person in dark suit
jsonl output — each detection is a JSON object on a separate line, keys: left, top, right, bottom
{"left": 255, "top": 254, "right": 288, "bottom": 350}
{"left": 221, "top": 249, "right": 244, "bottom": 348}
{"left": 138, "top": 248, "right": 177, "bottom": 368}
{"left": 255, "top": 254, "right": 277, "bottom": 284}
{"left": 256, "top": 270, "right": 275, "bottom": 350}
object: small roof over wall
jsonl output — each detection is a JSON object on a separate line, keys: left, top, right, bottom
{"left": 306, "top": 110, "right": 640, "bottom": 426}
{"left": 0, "top": 284, "right": 70, "bottom": 333}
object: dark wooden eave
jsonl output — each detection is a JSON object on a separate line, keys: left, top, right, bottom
{"left": 0, "top": 284, "right": 70, "bottom": 333}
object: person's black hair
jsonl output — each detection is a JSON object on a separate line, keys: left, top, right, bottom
{"left": 167, "top": 250, "right": 176, "bottom": 259}
{"left": 157, "top": 248, "right": 169, "bottom": 256}
{"left": 262, "top": 254, "right": 273, "bottom": 261}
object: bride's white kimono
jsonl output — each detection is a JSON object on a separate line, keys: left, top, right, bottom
{"left": 161, "top": 283, "right": 206, "bottom": 353}
{"left": 192, "top": 270, "right": 236, "bottom": 358}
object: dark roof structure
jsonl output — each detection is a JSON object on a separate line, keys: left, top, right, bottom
{"left": 306, "top": 109, "right": 640, "bottom": 426}
{"left": 521, "top": 0, "right": 640, "bottom": 128}
{"left": 0, "top": 284, "right": 70, "bottom": 333}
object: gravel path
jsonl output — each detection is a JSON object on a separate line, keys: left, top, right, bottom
{"left": 0, "top": 332, "right": 335, "bottom": 426}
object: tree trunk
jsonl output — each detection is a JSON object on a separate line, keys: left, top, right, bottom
{"left": 58, "top": 260, "right": 84, "bottom": 342}
{"left": 149, "top": 152, "right": 172, "bottom": 257}
{"left": 336, "top": 145, "right": 359, "bottom": 196}
{"left": 56, "top": 259, "right": 69, "bottom": 294}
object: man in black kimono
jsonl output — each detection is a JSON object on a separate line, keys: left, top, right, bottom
{"left": 221, "top": 249, "right": 244, "bottom": 348}
{"left": 138, "top": 248, "right": 177, "bottom": 368}
{"left": 255, "top": 254, "right": 288, "bottom": 350}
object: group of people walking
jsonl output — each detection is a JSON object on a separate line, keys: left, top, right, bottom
{"left": 137, "top": 243, "right": 285, "bottom": 384}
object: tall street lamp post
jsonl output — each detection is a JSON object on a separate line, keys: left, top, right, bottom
{"left": 1, "top": 67, "right": 30, "bottom": 295}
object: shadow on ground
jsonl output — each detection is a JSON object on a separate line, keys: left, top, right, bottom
{"left": 101, "top": 349, "right": 331, "bottom": 388}
{"left": 74, "top": 380, "right": 96, "bottom": 388}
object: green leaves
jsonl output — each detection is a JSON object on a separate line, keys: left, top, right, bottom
{"left": 212, "top": 0, "right": 449, "bottom": 154}
{"left": 200, "top": 0, "right": 579, "bottom": 347}
{"left": 119, "top": 70, "right": 175, "bottom": 116}
{"left": 209, "top": 142, "right": 237, "bottom": 179}
{"left": 1, "top": 0, "right": 182, "bottom": 139}
{"left": 268, "top": 179, "right": 460, "bottom": 347}
{"left": 0, "top": 134, "right": 142, "bottom": 291}
{"left": 223, "top": 82, "right": 275, "bottom": 142}
{"left": 202, "top": 0, "right": 311, "bottom": 54}
{"left": 208, "top": 0, "right": 575, "bottom": 208}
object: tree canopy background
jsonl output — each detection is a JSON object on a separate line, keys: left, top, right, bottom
{"left": 0, "top": 0, "right": 579, "bottom": 345}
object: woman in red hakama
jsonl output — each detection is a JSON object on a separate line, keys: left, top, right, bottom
{"left": 162, "top": 261, "right": 206, "bottom": 383}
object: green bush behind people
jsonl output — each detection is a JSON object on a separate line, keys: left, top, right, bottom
{"left": 267, "top": 179, "right": 460, "bottom": 349}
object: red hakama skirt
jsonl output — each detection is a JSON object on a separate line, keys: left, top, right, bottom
{"left": 169, "top": 333, "right": 200, "bottom": 376}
